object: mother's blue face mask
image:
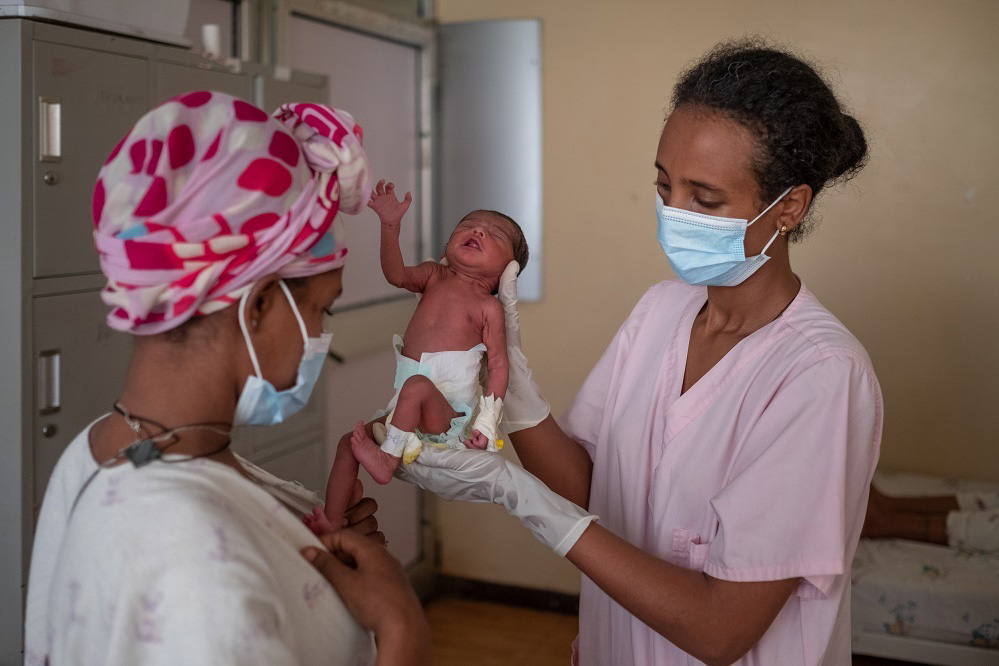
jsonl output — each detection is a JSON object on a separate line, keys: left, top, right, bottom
{"left": 234, "top": 280, "right": 332, "bottom": 427}
{"left": 656, "top": 186, "right": 793, "bottom": 287}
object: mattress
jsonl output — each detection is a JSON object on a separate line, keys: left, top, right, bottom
{"left": 873, "top": 469, "right": 999, "bottom": 500}
{"left": 852, "top": 539, "right": 999, "bottom": 648}
{"left": 851, "top": 471, "right": 999, "bottom": 651}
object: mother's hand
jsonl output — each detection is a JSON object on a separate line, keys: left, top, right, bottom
{"left": 303, "top": 530, "right": 430, "bottom": 665}
{"left": 496, "top": 260, "right": 550, "bottom": 433}
{"left": 342, "top": 479, "right": 385, "bottom": 546}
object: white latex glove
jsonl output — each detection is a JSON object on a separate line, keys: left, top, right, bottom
{"left": 395, "top": 447, "right": 596, "bottom": 557}
{"left": 468, "top": 395, "right": 503, "bottom": 451}
{"left": 497, "top": 260, "right": 551, "bottom": 432}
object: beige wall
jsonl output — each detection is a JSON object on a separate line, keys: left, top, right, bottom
{"left": 434, "top": 0, "right": 999, "bottom": 594}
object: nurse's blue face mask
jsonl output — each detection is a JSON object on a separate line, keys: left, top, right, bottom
{"left": 234, "top": 280, "right": 332, "bottom": 426}
{"left": 656, "top": 186, "right": 793, "bottom": 287}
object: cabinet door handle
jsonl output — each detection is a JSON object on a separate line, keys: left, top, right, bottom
{"left": 38, "top": 350, "right": 61, "bottom": 415}
{"left": 39, "top": 97, "right": 61, "bottom": 162}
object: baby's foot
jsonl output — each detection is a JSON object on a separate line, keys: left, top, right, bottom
{"left": 303, "top": 505, "right": 338, "bottom": 536}
{"left": 351, "top": 421, "right": 401, "bottom": 485}
{"left": 464, "top": 429, "right": 489, "bottom": 450}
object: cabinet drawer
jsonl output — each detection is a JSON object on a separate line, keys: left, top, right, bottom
{"left": 32, "top": 41, "right": 148, "bottom": 278}
{"left": 31, "top": 290, "right": 132, "bottom": 511}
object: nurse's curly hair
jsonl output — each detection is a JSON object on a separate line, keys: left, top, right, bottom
{"left": 670, "top": 38, "right": 868, "bottom": 242}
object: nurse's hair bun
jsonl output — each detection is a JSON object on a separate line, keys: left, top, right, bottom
{"left": 670, "top": 37, "right": 868, "bottom": 242}
{"left": 834, "top": 113, "right": 868, "bottom": 182}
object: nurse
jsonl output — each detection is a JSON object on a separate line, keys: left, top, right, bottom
{"left": 399, "top": 40, "right": 883, "bottom": 664}
{"left": 25, "top": 93, "right": 430, "bottom": 665}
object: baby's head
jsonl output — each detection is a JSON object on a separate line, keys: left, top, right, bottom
{"left": 444, "top": 210, "right": 529, "bottom": 289}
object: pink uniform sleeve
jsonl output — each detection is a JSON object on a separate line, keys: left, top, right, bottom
{"left": 560, "top": 285, "right": 662, "bottom": 460}
{"left": 703, "top": 353, "right": 882, "bottom": 597}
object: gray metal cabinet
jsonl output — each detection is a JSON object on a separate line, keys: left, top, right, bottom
{"left": 32, "top": 41, "right": 148, "bottom": 277}
{"left": 0, "top": 18, "right": 327, "bottom": 663}
{"left": 154, "top": 60, "right": 252, "bottom": 103}
{"left": 30, "top": 290, "right": 132, "bottom": 513}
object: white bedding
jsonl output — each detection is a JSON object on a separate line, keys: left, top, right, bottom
{"left": 851, "top": 471, "right": 999, "bottom": 652}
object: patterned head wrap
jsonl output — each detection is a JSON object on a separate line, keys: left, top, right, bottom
{"left": 93, "top": 91, "right": 371, "bottom": 335}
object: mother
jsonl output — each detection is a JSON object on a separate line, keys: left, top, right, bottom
{"left": 402, "top": 40, "right": 883, "bottom": 664}
{"left": 25, "top": 93, "right": 429, "bottom": 665}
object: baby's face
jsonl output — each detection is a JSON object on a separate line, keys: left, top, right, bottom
{"left": 444, "top": 212, "right": 516, "bottom": 279}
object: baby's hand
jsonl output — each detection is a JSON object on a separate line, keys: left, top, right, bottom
{"left": 463, "top": 430, "right": 489, "bottom": 451}
{"left": 367, "top": 179, "right": 412, "bottom": 231}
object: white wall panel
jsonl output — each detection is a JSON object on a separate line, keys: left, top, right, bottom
{"left": 289, "top": 16, "right": 421, "bottom": 310}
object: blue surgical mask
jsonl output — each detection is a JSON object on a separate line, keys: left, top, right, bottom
{"left": 656, "top": 187, "right": 793, "bottom": 287}
{"left": 234, "top": 281, "right": 333, "bottom": 427}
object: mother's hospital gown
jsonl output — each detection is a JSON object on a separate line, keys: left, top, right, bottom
{"left": 25, "top": 420, "right": 375, "bottom": 666}
{"left": 562, "top": 280, "right": 883, "bottom": 665}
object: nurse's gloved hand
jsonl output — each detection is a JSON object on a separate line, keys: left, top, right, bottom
{"left": 497, "top": 260, "right": 551, "bottom": 433}
{"left": 395, "top": 446, "right": 596, "bottom": 557}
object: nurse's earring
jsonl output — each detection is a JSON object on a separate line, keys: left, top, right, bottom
{"left": 779, "top": 225, "right": 788, "bottom": 236}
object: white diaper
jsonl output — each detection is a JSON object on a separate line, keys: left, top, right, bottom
{"left": 376, "top": 335, "right": 491, "bottom": 459}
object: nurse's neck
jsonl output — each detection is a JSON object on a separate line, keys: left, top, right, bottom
{"left": 701, "top": 254, "right": 801, "bottom": 336}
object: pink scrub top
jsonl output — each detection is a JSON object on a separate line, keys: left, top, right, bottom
{"left": 562, "top": 280, "right": 883, "bottom": 665}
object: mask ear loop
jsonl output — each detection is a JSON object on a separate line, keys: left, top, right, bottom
{"left": 238, "top": 288, "right": 264, "bottom": 379}
{"left": 759, "top": 226, "right": 782, "bottom": 257}
{"left": 746, "top": 186, "right": 794, "bottom": 227}
{"left": 277, "top": 280, "right": 310, "bottom": 346}
{"left": 748, "top": 186, "right": 795, "bottom": 258}
{"left": 238, "top": 280, "right": 311, "bottom": 382}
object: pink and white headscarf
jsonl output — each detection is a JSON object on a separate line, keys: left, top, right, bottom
{"left": 93, "top": 91, "right": 372, "bottom": 335}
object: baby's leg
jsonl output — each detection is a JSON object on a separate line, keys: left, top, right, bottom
{"left": 352, "top": 375, "right": 459, "bottom": 483}
{"left": 307, "top": 419, "right": 383, "bottom": 536}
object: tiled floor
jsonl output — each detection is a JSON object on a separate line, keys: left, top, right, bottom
{"left": 424, "top": 598, "right": 577, "bottom": 665}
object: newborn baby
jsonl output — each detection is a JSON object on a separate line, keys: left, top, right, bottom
{"left": 308, "top": 180, "right": 528, "bottom": 534}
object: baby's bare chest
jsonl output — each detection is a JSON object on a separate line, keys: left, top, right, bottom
{"left": 402, "top": 286, "right": 488, "bottom": 356}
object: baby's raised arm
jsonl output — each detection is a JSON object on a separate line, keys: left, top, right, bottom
{"left": 368, "top": 180, "right": 436, "bottom": 293}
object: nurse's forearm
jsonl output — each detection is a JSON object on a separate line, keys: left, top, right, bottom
{"left": 565, "top": 524, "right": 798, "bottom": 666}
{"left": 509, "top": 415, "right": 593, "bottom": 508}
